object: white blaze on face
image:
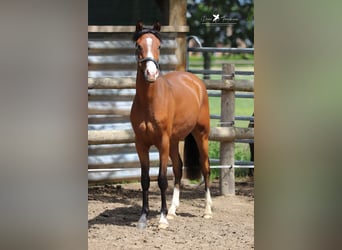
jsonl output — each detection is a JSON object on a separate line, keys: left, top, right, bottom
{"left": 146, "top": 37, "right": 154, "bottom": 58}
{"left": 144, "top": 37, "right": 159, "bottom": 81}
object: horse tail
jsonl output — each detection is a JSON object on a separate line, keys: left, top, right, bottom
{"left": 184, "top": 133, "right": 202, "bottom": 180}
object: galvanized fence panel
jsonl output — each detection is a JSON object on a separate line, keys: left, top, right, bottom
{"left": 186, "top": 36, "right": 254, "bottom": 184}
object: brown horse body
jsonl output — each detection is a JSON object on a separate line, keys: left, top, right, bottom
{"left": 130, "top": 22, "right": 212, "bottom": 229}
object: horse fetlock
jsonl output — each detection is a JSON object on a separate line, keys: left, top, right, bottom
{"left": 167, "top": 205, "right": 177, "bottom": 220}
{"left": 203, "top": 206, "right": 213, "bottom": 219}
{"left": 141, "top": 207, "right": 149, "bottom": 216}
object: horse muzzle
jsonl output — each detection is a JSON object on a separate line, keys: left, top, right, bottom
{"left": 139, "top": 57, "right": 160, "bottom": 82}
{"left": 145, "top": 63, "right": 159, "bottom": 82}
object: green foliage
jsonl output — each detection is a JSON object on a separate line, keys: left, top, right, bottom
{"left": 208, "top": 141, "right": 220, "bottom": 180}
{"left": 189, "top": 54, "right": 254, "bottom": 63}
{"left": 212, "top": 54, "right": 254, "bottom": 62}
{"left": 209, "top": 142, "right": 252, "bottom": 179}
{"left": 187, "top": 0, "right": 254, "bottom": 47}
{"left": 187, "top": 0, "right": 254, "bottom": 74}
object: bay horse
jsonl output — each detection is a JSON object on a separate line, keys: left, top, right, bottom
{"left": 130, "top": 21, "right": 212, "bottom": 229}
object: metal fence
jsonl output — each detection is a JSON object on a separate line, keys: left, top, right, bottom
{"left": 186, "top": 36, "right": 254, "bottom": 179}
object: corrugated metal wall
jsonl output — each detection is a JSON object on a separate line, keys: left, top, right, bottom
{"left": 88, "top": 31, "right": 178, "bottom": 182}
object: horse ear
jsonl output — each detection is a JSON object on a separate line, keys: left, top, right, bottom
{"left": 153, "top": 21, "right": 161, "bottom": 31}
{"left": 136, "top": 21, "right": 143, "bottom": 32}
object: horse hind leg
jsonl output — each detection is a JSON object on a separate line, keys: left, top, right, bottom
{"left": 202, "top": 152, "right": 213, "bottom": 219}
{"left": 192, "top": 130, "right": 213, "bottom": 219}
{"left": 167, "top": 140, "right": 183, "bottom": 220}
{"left": 203, "top": 162, "right": 213, "bottom": 219}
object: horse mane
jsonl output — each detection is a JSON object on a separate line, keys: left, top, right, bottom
{"left": 132, "top": 28, "right": 162, "bottom": 43}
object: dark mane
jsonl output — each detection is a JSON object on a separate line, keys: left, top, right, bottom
{"left": 132, "top": 28, "right": 162, "bottom": 42}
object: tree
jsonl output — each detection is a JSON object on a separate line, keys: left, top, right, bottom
{"left": 187, "top": 0, "right": 254, "bottom": 77}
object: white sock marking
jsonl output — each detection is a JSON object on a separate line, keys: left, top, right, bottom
{"left": 169, "top": 187, "right": 180, "bottom": 215}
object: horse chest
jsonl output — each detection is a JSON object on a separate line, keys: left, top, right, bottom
{"left": 138, "top": 121, "right": 155, "bottom": 135}
{"left": 134, "top": 112, "right": 169, "bottom": 141}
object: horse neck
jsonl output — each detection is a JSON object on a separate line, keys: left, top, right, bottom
{"left": 135, "top": 70, "right": 158, "bottom": 103}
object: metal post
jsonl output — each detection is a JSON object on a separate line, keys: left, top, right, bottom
{"left": 219, "top": 64, "right": 235, "bottom": 195}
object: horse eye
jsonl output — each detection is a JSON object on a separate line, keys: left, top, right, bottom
{"left": 136, "top": 45, "right": 142, "bottom": 51}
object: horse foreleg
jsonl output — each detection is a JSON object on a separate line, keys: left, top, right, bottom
{"left": 158, "top": 172, "right": 168, "bottom": 229}
{"left": 138, "top": 166, "right": 150, "bottom": 229}
{"left": 167, "top": 140, "right": 183, "bottom": 219}
{"left": 136, "top": 143, "right": 150, "bottom": 229}
{"left": 157, "top": 138, "right": 170, "bottom": 229}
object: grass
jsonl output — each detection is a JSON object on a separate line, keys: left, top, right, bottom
{"left": 209, "top": 96, "right": 254, "bottom": 128}
{"left": 189, "top": 55, "right": 254, "bottom": 179}
{"left": 208, "top": 96, "right": 254, "bottom": 179}
{"left": 189, "top": 54, "right": 254, "bottom": 63}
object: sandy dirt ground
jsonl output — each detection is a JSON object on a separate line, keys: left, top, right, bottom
{"left": 88, "top": 178, "right": 254, "bottom": 250}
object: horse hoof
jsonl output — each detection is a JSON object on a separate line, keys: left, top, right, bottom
{"left": 137, "top": 221, "right": 147, "bottom": 230}
{"left": 137, "top": 215, "right": 148, "bottom": 230}
{"left": 167, "top": 213, "right": 177, "bottom": 220}
{"left": 158, "top": 222, "right": 169, "bottom": 229}
{"left": 203, "top": 214, "right": 213, "bottom": 219}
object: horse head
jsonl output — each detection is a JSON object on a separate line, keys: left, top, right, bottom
{"left": 133, "top": 21, "right": 161, "bottom": 82}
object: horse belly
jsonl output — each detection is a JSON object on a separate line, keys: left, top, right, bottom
{"left": 171, "top": 115, "right": 198, "bottom": 140}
